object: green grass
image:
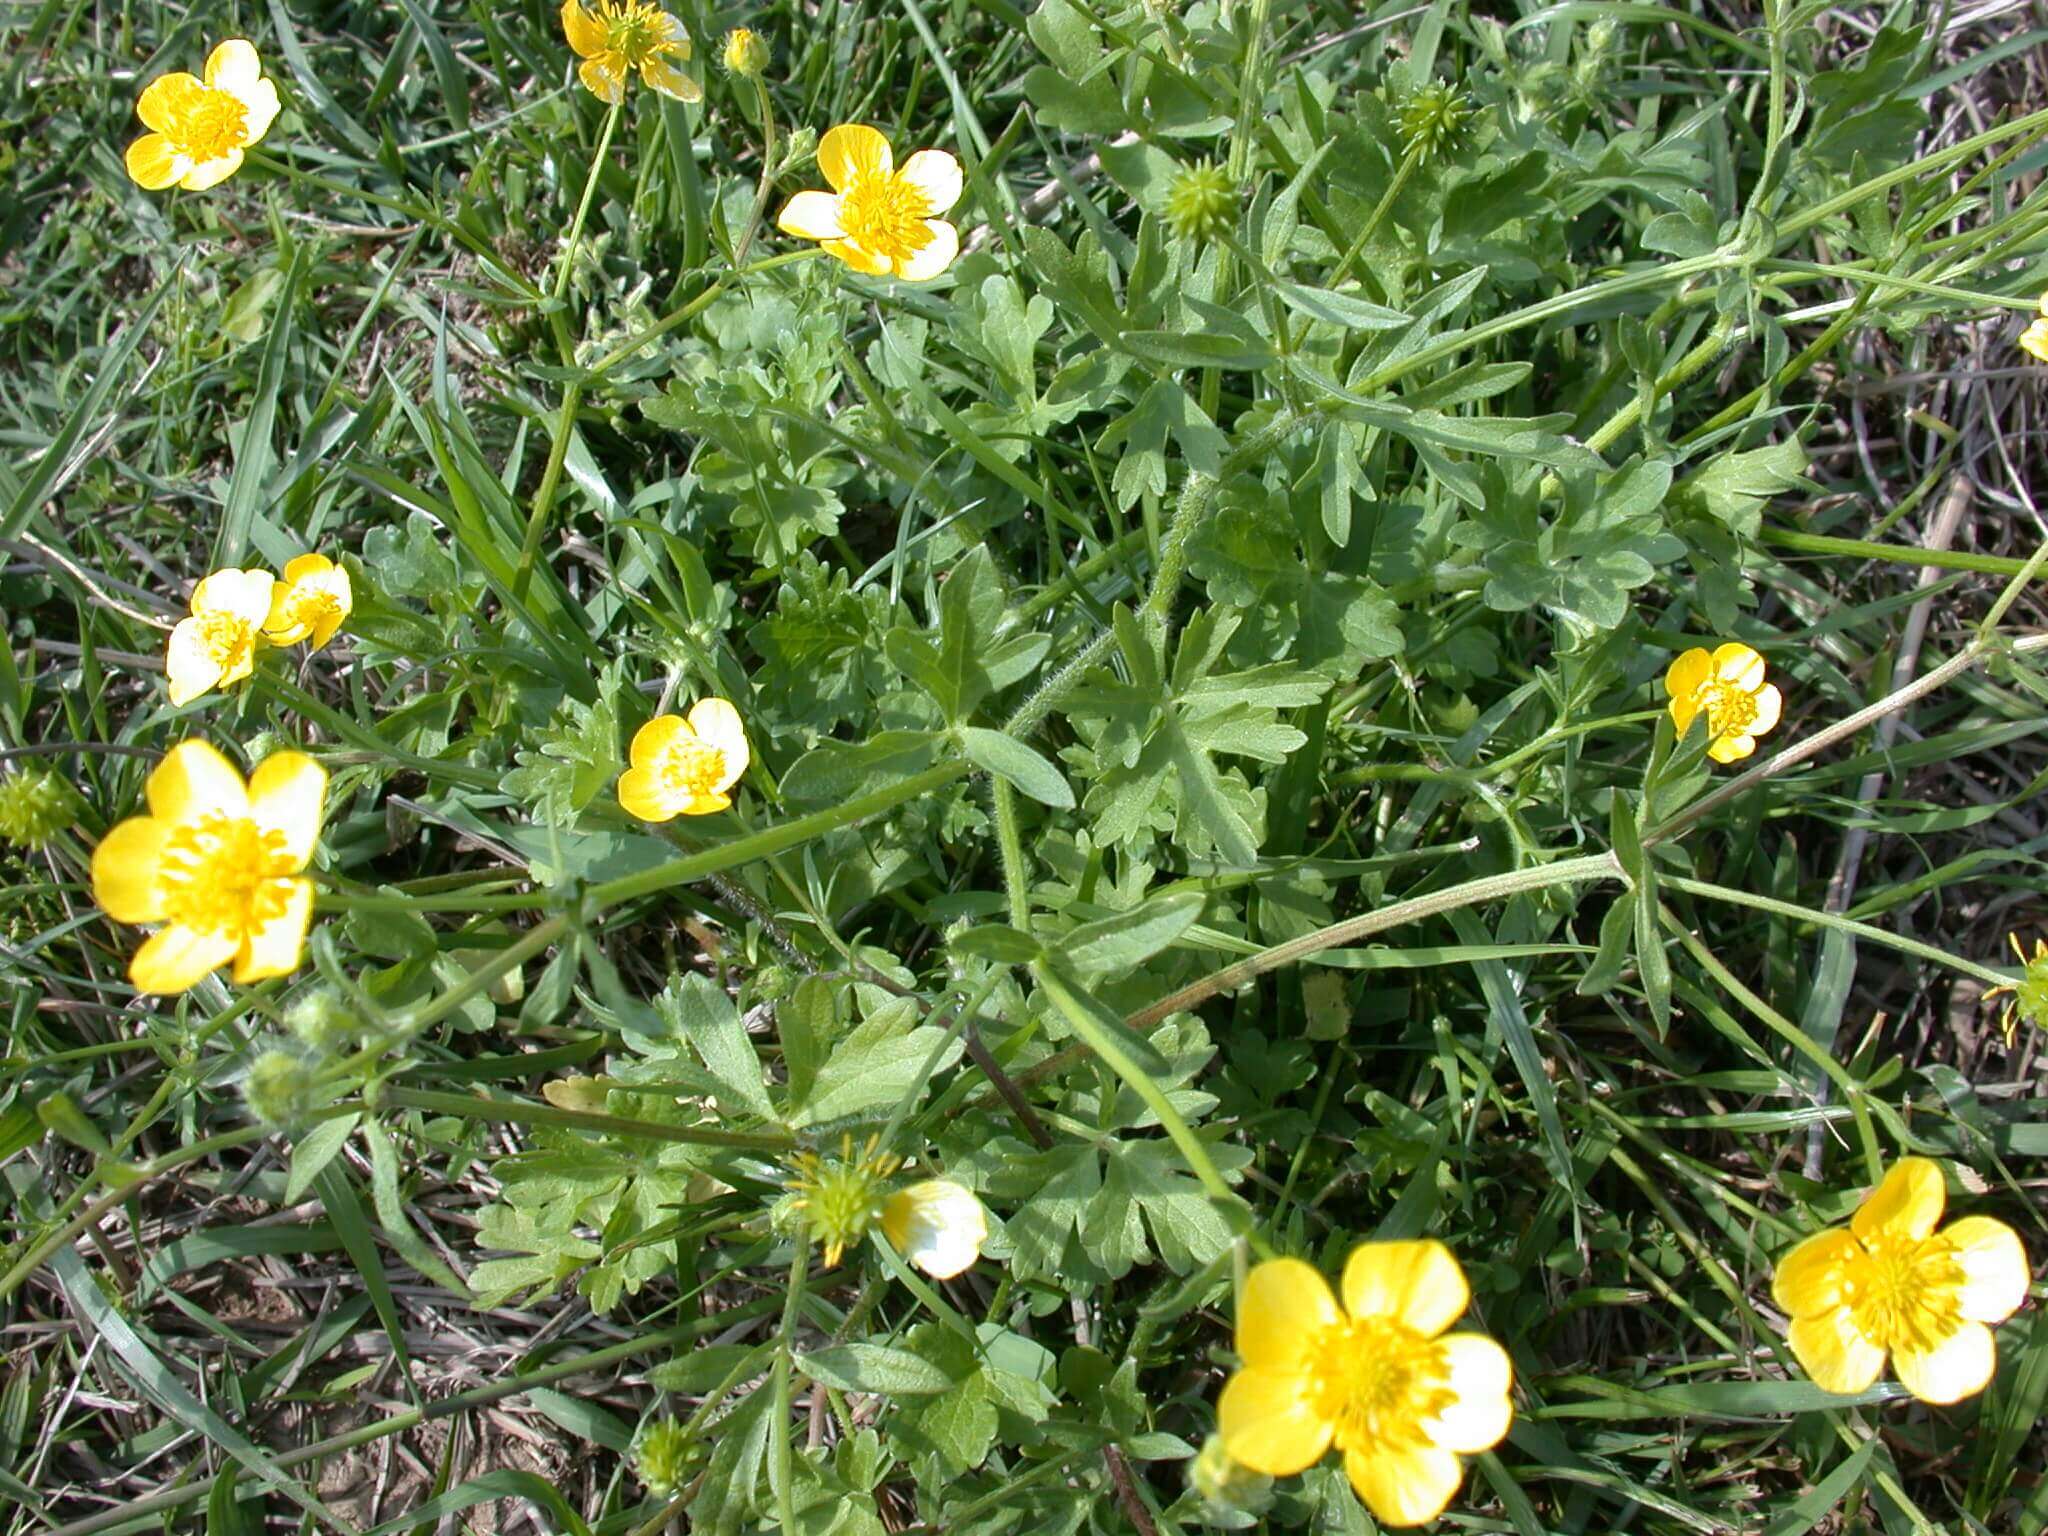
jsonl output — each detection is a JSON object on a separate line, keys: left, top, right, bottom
{"left": 3, "top": 0, "right": 2047, "bottom": 1532}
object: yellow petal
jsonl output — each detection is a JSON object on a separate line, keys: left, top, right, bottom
{"left": 1424, "top": 1333, "right": 1513, "bottom": 1454}
{"left": 148, "top": 740, "right": 249, "bottom": 823}
{"left": 640, "top": 54, "right": 700, "bottom": 102}
{"left": 822, "top": 238, "right": 893, "bottom": 276}
{"left": 1667, "top": 692, "right": 1700, "bottom": 736}
{"left": 629, "top": 713, "right": 689, "bottom": 769}
{"left": 1341, "top": 1239, "right": 1469, "bottom": 1336}
{"left": 1771, "top": 1228, "right": 1862, "bottom": 1318}
{"left": 618, "top": 765, "right": 681, "bottom": 823}
{"left": 136, "top": 72, "right": 202, "bottom": 132}
{"left": 561, "top": 0, "right": 606, "bottom": 57}
{"left": 125, "top": 132, "right": 191, "bottom": 190}
{"left": 1894, "top": 1320, "right": 1996, "bottom": 1406}
{"left": 1216, "top": 1367, "right": 1332, "bottom": 1477}
{"left": 192, "top": 568, "right": 276, "bottom": 626}
{"left": 1787, "top": 1307, "right": 1886, "bottom": 1395}
{"left": 686, "top": 697, "right": 749, "bottom": 788}
{"left": 1750, "top": 683, "right": 1782, "bottom": 735}
{"left": 898, "top": 148, "right": 963, "bottom": 215}
{"left": 817, "top": 123, "right": 892, "bottom": 191}
{"left": 578, "top": 55, "right": 626, "bottom": 103}
{"left": 1853, "top": 1157, "right": 1946, "bottom": 1245}
{"left": 1941, "top": 1216, "right": 2030, "bottom": 1324}
{"left": 777, "top": 190, "right": 845, "bottom": 241}
{"left": 93, "top": 818, "right": 170, "bottom": 923}
{"left": 1707, "top": 732, "right": 1755, "bottom": 765}
{"left": 165, "top": 618, "right": 225, "bottom": 705}
{"left": 233, "top": 879, "right": 314, "bottom": 983}
{"left": 2023, "top": 319, "right": 2048, "bottom": 363}
{"left": 1664, "top": 647, "right": 1710, "bottom": 703}
{"left": 130, "top": 923, "right": 238, "bottom": 994}
{"left": 1238, "top": 1257, "right": 1340, "bottom": 1373}
{"left": 247, "top": 751, "right": 328, "bottom": 870}
{"left": 679, "top": 790, "right": 732, "bottom": 816}
{"left": 1710, "top": 642, "right": 1766, "bottom": 693}
{"left": 880, "top": 1179, "right": 987, "bottom": 1279}
{"left": 1342, "top": 1442, "right": 1465, "bottom": 1529}
{"left": 180, "top": 150, "right": 246, "bottom": 191}
{"left": 281, "top": 553, "right": 332, "bottom": 585}
{"left": 203, "top": 39, "right": 261, "bottom": 91}
{"left": 896, "top": 219, "right": 960, "bottom": 282}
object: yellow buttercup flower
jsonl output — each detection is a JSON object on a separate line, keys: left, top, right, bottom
{"left": 1773, "top": 1157, "right": 2030, "bottom": 1405}
{"left": 617, "top": 698, "right": 748, "bottom": 820}
{"left": 777, "top": 124, "right": 962, "bottom": 281}
{"left": 91, "top": 741, "right": 328, "bottom": 995}
{"left": 126, "top": 39, "right": 280, "bottom": 192}
{"left": 263, "top": 553, "right": 353, "bottom": 649}
{"left": 881, "top": 1179, "right": 987, "bottom": 1279}
{"left": 166, "top": 568, "right": 276, "bottom": 707}
{"left": 560, "top": 0, "right": 701, "bottom": 104}
{"left": 1984, "top": 933, "right": 2048, "bottom": 1047}
{"left": 1664, "top": 642, "right": 1782, "bottom": 764}
{"left": 1218, "top": 1242, "right": 1513, "bottom": 1528}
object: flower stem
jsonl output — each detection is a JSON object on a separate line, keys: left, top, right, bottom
{"left": 730, "top": 75, "right": 777, "bottom": 269}
{"left": 375, "top": 1084, "right": 794, "bottom": 1151}
{"left": 549, "top": 96, "right": 625, "bottom": 356}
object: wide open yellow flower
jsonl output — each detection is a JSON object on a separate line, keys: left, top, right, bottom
{"left": 561, "top": 0, "right": 701, "bottom": 104}
{"left": 882, "top": 1179, "right": 988, "bottom": 1280}
{"left": 166, "top": 568, "right": 275, "bottom": 706}
{"left": 126, "top": 39, "right": 280, "bottom": 192}
{"left": 263, "top": 553, "right": 353, "bottom": 649}
{"left": 1218, "top": 1242, "right": 1513, "bottom": 1528}
{"left": 92, "top": 741, "right": 327, "bottom": 994}
{"left": 777, "top": 124, "right": 962, "bottom": 281}
{"left": 617, "top": 698, "right": 748, "bottom": 821}
{"left": 1773, "top": 1157, "right": 2031, "bottom": 1404}
{"left": 1664, "top": 642, "right": 1782, "bottom": 764}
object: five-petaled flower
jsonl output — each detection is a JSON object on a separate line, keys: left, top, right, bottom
{"left": 126, "top": 39, "right": 280, "bottom": 192}
{"left": 777, "top": 124, "right": 962, "bottom": 281}
{"left": 617, "top": 698, "right": 749, "bottom": 821}
{"left": 561, "top": 0, "right": 701, "bottom": 104}
{"left": 264, "top": 553, "right": 353, "bottom": 650}
{"left": 92, "top": 741, "right": 328, "bottom": 995}
{"left": 167, "top": 568, "right": 276, "bottom": 707}
{"left": 1665, "top": 642, "right": 1782, "bottom": 764}
{"left": 1774, "top": 1157, "right": 2030, "bottom": 1404}
{"left": 1218, "top": 1241, "right": 1513, "bottom": 1528}
{"left": 881, "top": 1179, "right": 987, "bottom": 1280}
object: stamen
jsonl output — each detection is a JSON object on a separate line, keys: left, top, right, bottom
{"left": 157, "top": 813, "right": 295, "bottom": 938}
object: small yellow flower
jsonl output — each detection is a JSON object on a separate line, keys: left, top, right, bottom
{"left": 2020, "top": 313, "right": 2048, "bottom": 363}
{"left": 166, "top": 568, "right": 275, "bottom": 707}
{"left": 617, "top": 698, "right": 748, "bottom": 821}
{"left": 263, "top": 553, "right": 353, "bottom": 650}
{"left": 560, "top": 0, "right": 701, "bottom": 104}
{"left": 1217, "top": 1242, "right": 1513, "bottom": 1528}
{"left": 881, "top": 1179, "right": 987, "bottom": 1279}
{"left": 126, "top": 39, "right": 280, "bottom": 192}
{"left": 1664, "top": 642, "right": 1782, "bottom": 764}
{"left": 786, "top": 1138, "right": 902, "bottom": 1267}
{"left": 777, "top": 124, "right": 963, "bottom": 281}
{"left": 722, "top": 26, "right": 768, "bottom": 77}
{"left": 1773, "top": 1157, "right": 2030, "bottom": 1404}
{"left": 1984, "top": 933, "right": 2048, "bottom": 1047}
{"left": 91, "top": 741, "right": 328, "bottom": 995}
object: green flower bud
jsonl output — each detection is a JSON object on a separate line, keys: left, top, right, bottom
{"left": 1163, "top": 160, "right": 1236, "bottom": 244}
{"left": 722, "top": 27, "right": 769, "bottom": 78}
{"left": 243, "top": 1049, "right": 319, "bottom": 1129}
{"left": 285, "top": 988, "right": 362, "bottom": 1055}
{"left": 633, "top": 1417, "right": 696, "bottom": 1498}
{"left": 0, "top": 764, "right": 78, "bottom": 849}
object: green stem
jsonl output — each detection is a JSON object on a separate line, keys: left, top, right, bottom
{"left": 1760, "top": 528, "right": 2031, "bottom": 578}
{"left": 403, "top": 914, "right": 573, "bottom": 1030}
{"left": 991, "top": 778, "right": 1031, "bottom": 928}
{"left": 772, "top": 1233, "right": 809, "bottom": 1536}
{"left": 377, "top": 1084, "right": 793, "bottom": 1151}
{"left": 730, "top": 75, "right": 778, "bottom": 269}
{"left": 551, "top": 97, "right": 625, "bottom": 324}
{"left": 1330, "top": 143, "right": 1422, "bottom": 290}
{"left": 512, "top": 380, "right": 583, "bottom": 599}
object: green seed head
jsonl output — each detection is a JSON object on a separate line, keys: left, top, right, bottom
{"left": 0, "top": 765, "right": 77, "bottom": 849}
{"left": 243, "top": 1049, "right": 320, "bottom": 1129}
{"left": 1395, "top": 80, "right": 1472, "bottom": 162}
{"left": 634, "top": 1418, "right": 695, "bottom": 1498}
{"left": 1163, "top": 160, "right": 1236, "bottom": 244}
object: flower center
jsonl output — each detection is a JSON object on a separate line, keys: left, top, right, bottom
{"left": 1307, "top": 1317, "right": 1454, "bottom": 1454}
{"left": 659, "top": 739, "right": 728, "bottom": 799}
{"left": 1844, "top": 1234, "right": 1965, "bottom": 1354}
{"left": 177, "top": 86, "right": 250, "bottom": 162}
{"left": 1700, "top": 681, "right": 1759, "bottom": 741}
{"left": 199, "top": 609, "right": 257, "bottom": 669}
{"left": 600, "top": 1, "right": 671, "bottom": 65}
{"left": 839, "top": 171, "right": 935, "bottom": 261}
{"left": 282, "top": 587, "right": 340, "bottom": 633}
{"left": 156, "top": 813, "right": 296, "bottom": 939}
